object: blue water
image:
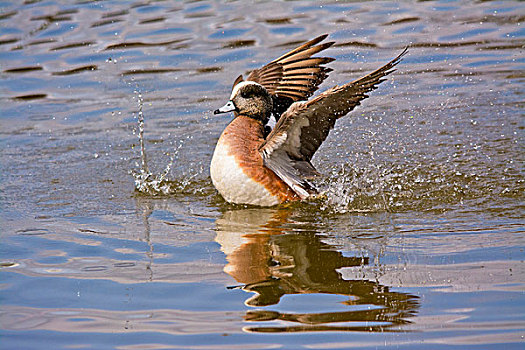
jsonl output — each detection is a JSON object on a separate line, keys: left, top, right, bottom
{"left": 1, "top": 0, "right": 524, "bottom": 349}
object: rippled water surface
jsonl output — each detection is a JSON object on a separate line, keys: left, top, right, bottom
{"left": 1, "top": 0, "right": 524, "bottom": 349}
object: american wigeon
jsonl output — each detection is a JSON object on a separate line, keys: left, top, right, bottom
{"left": 211, "top": 34, "right": 407, "bottom": 206}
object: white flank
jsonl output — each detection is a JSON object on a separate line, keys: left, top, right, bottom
{"left": 210, "top": 138, "right": 280, "bottom": 206}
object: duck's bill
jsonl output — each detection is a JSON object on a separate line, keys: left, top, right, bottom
{"left": 214, "top": 100, "right": 236, "bottom": 114}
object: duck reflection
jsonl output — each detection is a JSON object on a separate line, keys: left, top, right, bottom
{"left": 215, "top": 207, "right": 419, "bottom": 332}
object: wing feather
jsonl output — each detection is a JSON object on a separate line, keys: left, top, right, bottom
{"left": 260, "top": 47, "right": 408, "bottom": 197}
{"left": 244, "top": 35, "right": 335, "bottom": 118}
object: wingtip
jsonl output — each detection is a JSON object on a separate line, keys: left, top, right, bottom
{"left": 387, "top": 46, "right": 409, "bottom": 69}
{"left": 397, "top": 46, "right": 409, "bottom": 61}
{"left": 319, "top": 41, "right": 336, "bottom": 51}
{"left": 306, "top": 34, "right": 330, "bottom": 47}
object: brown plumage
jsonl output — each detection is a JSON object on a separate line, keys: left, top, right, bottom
{"left": 234, "top": 34, "right": 335, "bottom": 119}
{"left": 217, "top": 116, "right": 300, "bottom": 203}
{"left": 259, "top": 47, "right": 408, "bottom": 198}
{"left": 211, "top": 35, "right": 408, "bottom": 206}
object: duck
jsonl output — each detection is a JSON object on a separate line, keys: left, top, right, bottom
{"left": 211, "top": 34, "right": 407, "bottom": 206}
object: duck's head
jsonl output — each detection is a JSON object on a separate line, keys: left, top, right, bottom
{"left": 214, "top": 81, "right": 273, "bottom": 124}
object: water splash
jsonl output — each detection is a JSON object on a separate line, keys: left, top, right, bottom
{"left": 320, "top": 163, "right": 390, "bottom": 213}
{"left": 317, "top": 152, "right": 518, "bottom": 214}
{"left": 131, "top": 90, "right": 180, "bottom": 196}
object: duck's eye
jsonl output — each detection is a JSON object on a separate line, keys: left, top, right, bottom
{"left": 241, "top": 90, "right": 251, "bottom": 99}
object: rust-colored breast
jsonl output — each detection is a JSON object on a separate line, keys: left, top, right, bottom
{"left": 221, "top": 116, "right": 300, "bottom": 203}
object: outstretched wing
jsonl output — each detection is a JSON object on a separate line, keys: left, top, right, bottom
{"left": 234, "top": 35, "right": 335, "bottom": 119}
{"left": 259, "top": 48, "right": 408, "bottom": 198}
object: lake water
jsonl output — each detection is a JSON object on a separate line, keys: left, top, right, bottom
{"left": 1, "top": 0, "right": 524, "bottom": 349}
